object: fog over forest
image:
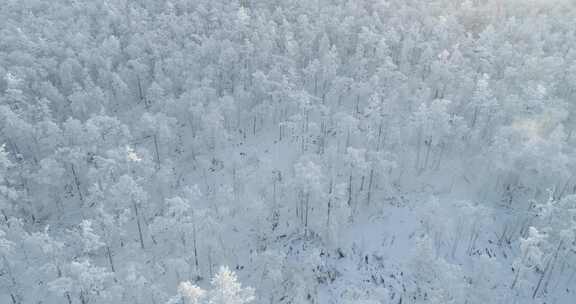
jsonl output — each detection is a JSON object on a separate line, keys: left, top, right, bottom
{"left": 1, "top": 1, "right": 576, "bottom": 303}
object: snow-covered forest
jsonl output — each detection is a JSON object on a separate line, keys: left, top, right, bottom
{"left": 1, "top": 0, "right": 576, "bottom": 303}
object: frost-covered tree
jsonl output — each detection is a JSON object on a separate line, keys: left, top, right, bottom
{"left": 1, "top": 0, "right": 576, "bottom": 303}
{"left": 172, "top": 266, "right": 254, "bottom": 304}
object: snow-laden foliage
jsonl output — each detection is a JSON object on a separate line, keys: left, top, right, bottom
{"left": 1, "top": 0, "right": 576, "bottom": 303}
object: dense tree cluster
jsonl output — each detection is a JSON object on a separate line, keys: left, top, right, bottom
{"left": 1, "top": 0, "right": 575, "bottom": 303}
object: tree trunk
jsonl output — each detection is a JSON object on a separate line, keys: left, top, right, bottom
{"left": 153, "top": 134, "right": 161, "bottom": 170}
{"left": 347, "top": 174, "right": 353, "bottom": 207}
{"left": 366, "top": 168, "right": 374, "bottom": 207}
{"left": 533, "top": 240, "right": 563, "bottom": 299}
{"left": 106, "top": 245, "right": 115, "bottom": 272}
{"left": 71, "top": 164, "right": 84, "bottom": 205}
{"left": 327, "top": 179, "right": 333, "bottom": 233}
{"left": 133, "top": 200, "right": 145, "bottom": 249}
{"left": 193, "top": 224, "right": 200, "bottom": 279}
